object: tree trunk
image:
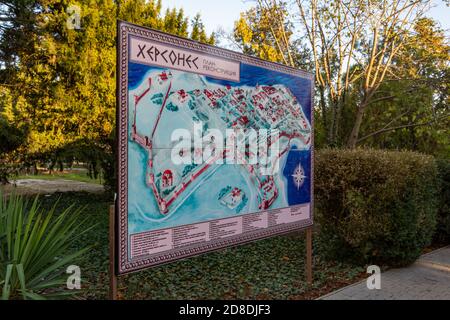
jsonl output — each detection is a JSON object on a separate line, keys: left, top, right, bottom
{"left": 347, "top": 104, "right": 366, "bottom": 148}
{"left": 319, "top": 86, "right": 329, "bottom": 142}
{"left": 329, "top": 98, "right": 337, "bottom": 145}
{"left": 334, "top": 95, "right": 344, "bottom": 146}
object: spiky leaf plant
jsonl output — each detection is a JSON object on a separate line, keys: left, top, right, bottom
{"left": 0, "top": 192, "right": 92, "bottom": 299}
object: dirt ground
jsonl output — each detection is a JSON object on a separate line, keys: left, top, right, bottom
{"left": 0, "top": 179, "right": 104, "bottom": 196}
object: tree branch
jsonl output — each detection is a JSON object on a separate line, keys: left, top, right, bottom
{"left": 357, "top": 114, "right": 449, "bottom": 143}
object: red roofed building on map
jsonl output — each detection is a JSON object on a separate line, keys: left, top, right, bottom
{"left": 159, "top": 71, "right": 168, "bottom": 81}
{"left": 177, "top": 89, "right": 188, "bottom": 103}
{"left": 238, "top": 116, "right": 249, "bottom": 126}
{"left": 231, "top": 188, "right": 241, "bottom": 197}
{"left": 162, "top": 170, "right": 173, "bottom": 188}
{"left": 203, "top": 89, "right": 219, "bottom": 107}
{"left": 262, "top": 86, "right": 277, "bottom": 95}
{"left": 204, "top": 89, "right": 213, "bottom": 98}
{"left": 216, "top": 88, "right": 226, "bottom": 98}
{"left": 157, "top": 71, "right": 171, "bottom": 85}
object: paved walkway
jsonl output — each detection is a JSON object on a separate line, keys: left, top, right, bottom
{"left": 1, "top": 179, "right": 104, "bottom": 195}
{"left": 320, "top": 246, "right": 450, "bottom": 300}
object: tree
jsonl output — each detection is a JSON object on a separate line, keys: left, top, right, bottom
{"left": 356, "top": 18, "right": 449, "bottom": 157}
{"left": 190, "top": 13, "right": 215, "bottom": 45}
{"left": 0, "top": 87, "right": 27, "bottom": 153}
{"left": 236, "top": 0, "right": 433, "bottom": 148}
{"left": 233, "top": 1, "right": 310, "bottom": 69}
{"left": 0, "top": 86, "right": 28, "bottom": 183}
{"left": 0, "top": 0, "right": 215, "bottom": 187}
{"left": 161, "top": 7, "right": 189, "bottom": 37}
{"left": 0, "top": 0, "right": 40, "bottom": 72}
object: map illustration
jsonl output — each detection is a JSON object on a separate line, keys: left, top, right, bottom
{"left": 127, "top": 62, "right": 312, "bottom": 234}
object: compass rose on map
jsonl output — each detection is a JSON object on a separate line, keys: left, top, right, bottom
{"left": 291, "top": 163, "right": 306, "bottom": 190}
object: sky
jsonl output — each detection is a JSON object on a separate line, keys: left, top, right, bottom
{"left": 162, "top": 0, "right": 450, "bottom": 37}
{"left": 161, "top": 0, "right": 253, "bottom": 35}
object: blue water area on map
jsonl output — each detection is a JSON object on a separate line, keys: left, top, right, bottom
{"left": 282, "top": 146, "right": 311, "bottom": 205}
{"left": 128, "top": 63, "right": 164, "bottom": 90}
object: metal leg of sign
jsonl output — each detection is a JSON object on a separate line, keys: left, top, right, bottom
{"left": 306, "top": 227, "right": 313, "bottom": 286}
{"left": 109, "top": 205, "right": 118, "bottom": 300}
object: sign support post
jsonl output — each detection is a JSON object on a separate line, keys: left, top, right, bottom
{"left": 306, "top": 227, "right": 313, "bottom": 286}
{"left": 109, "top": 204, "right": 118, "bottom": 300}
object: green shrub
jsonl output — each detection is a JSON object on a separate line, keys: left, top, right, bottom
{"left": 315, "top": 149, "right": 439, "bottom": 267}
{"left": 0, "top": 192, "right": 92, "bottom": 299}
{"left": 435, "top": 159, "right": 450, "bottom": 242}
{"left": 0, "top": 116, "right": 27, "bottom": 184}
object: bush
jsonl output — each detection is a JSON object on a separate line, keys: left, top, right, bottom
{"left": 0, "top": 192, "right": 92, "bottom": 299}
{"left": 435, "top": 159, "right": 450, "bottom": 242}
{"left": 0, "top": 161, "right": 19, "bottom": 185}
{"left": 315, "top": 149, "right": 439, "bottom": 267}
{"left": 0, "top": 117, "right": 26, "bottom": 184}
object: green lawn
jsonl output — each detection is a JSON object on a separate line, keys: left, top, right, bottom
{"left": 39, "top": 192, "right": 365, "bottom": 300}
{"left": 15, "top": 172, "right": 102, "bottom": 184}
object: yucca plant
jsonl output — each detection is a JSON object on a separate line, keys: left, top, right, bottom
{"left": 0, "top": 192, "right": 92, "bottom": 299}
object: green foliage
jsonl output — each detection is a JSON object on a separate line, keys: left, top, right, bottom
{"left": 218, "top": 185, "right": 232, "bottom": 200}
{"left": 0, "top": 192, "right": 92, "bottom": 299}
{"left": 39, "top": 192, "right": 363, "bottom": 300}
{"left": 0, "top": 117, "right": 25, "bottom": 155}
{"left": 162, "top": 186, "right": 175, "bottom": 196}
{"left": 435, "top": 159, "right": 450, "bottom": 242}
{"left": 0, "top": 0, "right": 214, "bottom": 187}
{"left": 233, "top": 2, "right": 448, "bottom": 151}
{"left": 358, "top": 18, "right": 450, "bottom": 156}
{"left": 181, "top": 164, "right": 197, "bottom": 178}
{"left": 0, "top": 0, "right": 38, "bottom": 72}
{"left": 195, "top": 110, "right": 209, "bottom": 121}
{"left": 188, "top": 99, "right": 196, "bottom": 110}
{"left": 190, "top": 13, "right": 215, "bottom": 45}
{"left": 165, "top": 101, "right": 179, "bottom": 112}
{"left": 236, "top": 194, "right": 248, "bottom": 214}
{"left": 233, "top": 2, "right": 309, "bottom": 69}
{"left": 315, "top": 149, "right": 439, "bottom": 266}
{"left": 161, "top": 7, "right": 189, "bottom": 37}
{"left": 0, "top": 87, "right": 28, "bottom": 183}
{"left": 0, "top": 117, "right": 25, "bottom": 184}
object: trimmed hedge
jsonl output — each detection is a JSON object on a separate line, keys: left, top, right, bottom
{"left": 435, "top": 159, "right": 450, "bottom": 242}
{"left": 315, "top": 149, "right": 439, "bottom": 267}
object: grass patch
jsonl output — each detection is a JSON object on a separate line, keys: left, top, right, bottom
{"left": 38, "top": 192, "right": 365, "bottom": 300}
